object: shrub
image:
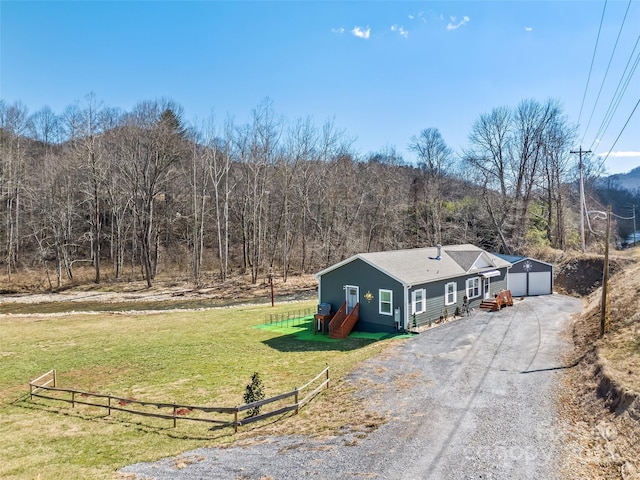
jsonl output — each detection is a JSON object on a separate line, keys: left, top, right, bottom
{"left": 243, "top": 372, "right": 265, "bottom": 417}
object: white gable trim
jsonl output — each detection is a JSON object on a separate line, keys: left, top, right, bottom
{"left": 471, "top": 252, "right": 495, "bottom": 270}
{"left": 511, "top": 257, "right": 554, "bottom": 268}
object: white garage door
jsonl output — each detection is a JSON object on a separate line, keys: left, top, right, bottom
{"left": 509, "top": 273, "right": 527, "bottom": 296}
{"left": 528, "top": 271, "right": 552, "bottom": 295}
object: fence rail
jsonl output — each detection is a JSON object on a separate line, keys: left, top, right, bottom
{"left": 29, "top": 366, "right": 329, "bottom": 433}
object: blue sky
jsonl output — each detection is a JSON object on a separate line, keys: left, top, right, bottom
{"left": 1, "top": 1, "right": 639, "bottom": 174}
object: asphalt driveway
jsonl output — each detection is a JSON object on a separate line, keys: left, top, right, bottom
{"left": 121, "top": 294, "right": 583, "bottom": 479}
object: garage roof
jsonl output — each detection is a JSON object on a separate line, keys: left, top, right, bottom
{"left": 493, "top": 253, "right": 554, "bottom": 268}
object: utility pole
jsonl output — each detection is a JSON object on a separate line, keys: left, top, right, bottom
{"left": 268, "top": 267, "right": 274, "bottom": 307}
{"left": 600, "top": 205, "right": 611, "bottom": 337}
{"left": 633, "top": 204, "right": 637, "bottom": 247}
{"left": 571, "top": 147, "right": 592, "bottom": 253}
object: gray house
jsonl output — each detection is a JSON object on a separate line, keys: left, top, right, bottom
{"left": 494, "top": 254, "right": 553, "bottom": 296}
{"left": 315, "top": 244, "right": 512, "bottom": 334}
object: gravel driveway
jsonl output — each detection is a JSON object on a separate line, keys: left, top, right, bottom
{"left": 121, "top": 294, "right": 583, "bottom": 479}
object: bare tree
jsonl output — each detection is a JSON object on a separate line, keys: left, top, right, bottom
{"left": 464, "top": 99, "right": 575, "bottom": 253}
{"left": 408, "top": 128, "right": 454, "bottom": 245}
{"left": 29, "top": 105, "right": 61, "bottom": 147}
{"left": 234, "top": 99, "right": 281, "bottom": 284}
{"left": 508, "top": 99, "right": 559, "bottom": 250}
{"left": 65, "top": 93, "right": 108, "bottom": 283}
{"left": 205, "top": 117, "right": 234, "bottom": 282}
{"left": 101, "top": 116, "right": 134, "bottom": 279}
{"left": 540, "top": 115, "right": 576, "bottom": 249}
{"left": 464, "top": 106, "right": 512, "bottom": 252}
{"left": 119, "top": 100, "right": 188, "bottom": 287}
{"left": 0, "top": 101, "right": 31, "bottom": 278}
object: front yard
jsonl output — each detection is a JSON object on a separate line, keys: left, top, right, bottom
{"left": 0, "top": 300, "right": 399, "bottom": 479}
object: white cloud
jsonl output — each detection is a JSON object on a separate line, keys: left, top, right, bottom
{"left": 598, "top": 151, "right": 640, "bottom": 158}
{"left": 408, "top": 11, "right": 426, "bottom": 23}
{"left": 391, "top": 24, "right": 408, "bottom": 38}
{"left": 351, "top": 26, "right": 371, "bottom": 39}
{"left": 446, "top": 15, "right": 470, "bottom": 30}
{"left": 525, "top": 26, "right": 533, "bottom": 32}
{"left": 331, "top": 27, "right": 345, "bottom": 34}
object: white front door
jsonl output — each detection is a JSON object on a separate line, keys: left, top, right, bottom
{"left": 345, "top": 285, "right": 359, "bottom": 314}
{"left": 483, "top": 278, "right": 491, "bottom": 299}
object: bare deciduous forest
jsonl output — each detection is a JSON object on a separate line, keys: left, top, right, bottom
{"left": 0, "top": 95, "right": 611, "bottom": 289}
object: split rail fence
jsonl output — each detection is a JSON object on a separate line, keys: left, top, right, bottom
{"left": 29, "top": 366, "right": 329, "bottom": 433}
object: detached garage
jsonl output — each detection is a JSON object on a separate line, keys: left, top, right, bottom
{"left": 495, "top": 254, "right": 553, "bottom": 296}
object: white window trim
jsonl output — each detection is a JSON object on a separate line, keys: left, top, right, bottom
{"left": 379, "top": 289, "right": 393, "bottom": 316}
{"left": 445, "top": 282, "right": 457, "bottom": 306}
{"left": 412, "top": 288, "right": 426, "bottom": 314}
{"left": 466, "top": 277, "right": 480, "bottom": 299}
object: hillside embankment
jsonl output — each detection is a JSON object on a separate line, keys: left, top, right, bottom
{"left": 554, "top": 250, "right": 640, "bottom": 479}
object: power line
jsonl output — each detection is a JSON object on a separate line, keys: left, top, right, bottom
{"left": 597, "top": 96, "right": 640, "bottom": 169}
{"left": 587, "top": 193, "right": 636, "bottom": 220}
{"left": 588, "top": 39, "right": 640, "bottom": 153}
{"left": 578, "top": 0, "right": 608, "bottom": 128}
{"left": 580, "top": 0, "right": 633, "bottom": 146}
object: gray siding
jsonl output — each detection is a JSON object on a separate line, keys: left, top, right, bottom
{"left": 319, "top": 258, "right": 404, "bottom": 333}
{"left": 409, "top": 269, "right": 509, "bottom": 327}
{"left": 320, "top": 259, "right": 510, "bottom": 332}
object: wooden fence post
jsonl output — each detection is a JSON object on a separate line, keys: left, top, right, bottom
{"left": 108, "top": 396, "right": 111, "bottom": 416}
{"left": 72, "top": 391, "right": 75, "bottom": 408}
{"left": 326, "top": 364, "right": 330, "bottom": 389}
{"left": 173, "top": 402, "right": 177, "bottom": 428}
{"left": 53, "top": 369, "right": 57, "bottom": 388}
{"left": 294, "top": 388, "right": 299, "bottom": 415}
{"left": 234, "top": 408, "right": 239, "bottom": 433}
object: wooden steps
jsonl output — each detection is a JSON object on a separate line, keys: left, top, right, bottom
{"left": 328, "top": 302, "right": 359, "bottom": 339}
{"left": 478, "top": 290, "right": 514, "bottom": 312}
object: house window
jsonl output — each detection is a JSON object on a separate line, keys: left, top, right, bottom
{"left": 466, "top": 277, "right": 480, "bottom": 299}
{"left": 379, "top": 289, "right": 393, "bottom": 316}
{"left": 412, "top": 288, "right": 426, "bottom": 314}
{"left": 445, "top": 282, "right": 457, "bottom": 306}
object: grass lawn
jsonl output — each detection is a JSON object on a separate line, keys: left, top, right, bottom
{"left": 0, "top": 300, "right": 405, "bottom": 479}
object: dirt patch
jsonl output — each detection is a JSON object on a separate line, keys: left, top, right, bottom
{"left": 554, "top": 255, "right": 630, "bottom": 296}
{"left": 0, "top": 271, "right": 318, "bottom": 314}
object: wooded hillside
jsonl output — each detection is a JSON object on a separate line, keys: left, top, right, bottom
{"left": 0, "top": 95, "right": 621, "bottom": 288}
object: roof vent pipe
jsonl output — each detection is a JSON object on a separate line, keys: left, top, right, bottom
{"left": 436, "top": 244, "right": 442, "bottom": 260}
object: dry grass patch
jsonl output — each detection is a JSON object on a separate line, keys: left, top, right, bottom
{"left": 559, "top": 247, "right": 640, "bottom": 480}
